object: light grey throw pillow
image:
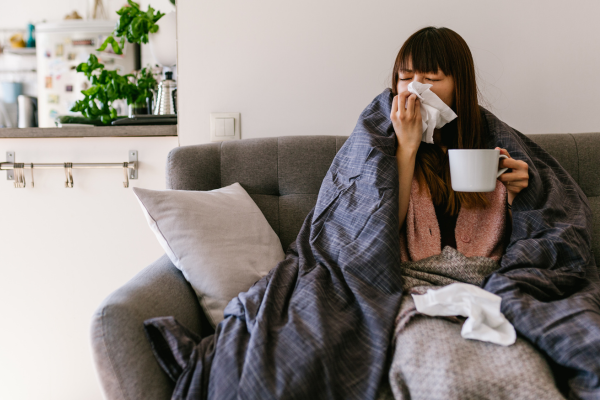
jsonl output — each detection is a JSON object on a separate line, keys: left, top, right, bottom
{"left": 132, "top": 182, "right": 285, "bottom": 327}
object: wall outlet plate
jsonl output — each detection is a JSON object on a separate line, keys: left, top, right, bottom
{"left": 210, "top": 113, "right": 241, "bottom": 142}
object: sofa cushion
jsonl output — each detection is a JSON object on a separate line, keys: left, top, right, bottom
{"left": 132, "top": 182, "right": 285, "bottom": 327}
{"left": 526, "top": 134, "right": 578, "bottom": 185}
{"left": 573, "top": 133, "right": 600, "bottom": 197}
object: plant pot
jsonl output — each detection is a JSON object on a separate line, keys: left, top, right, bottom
{"left": 148, "top": 11, "right": 177, "bottom": 67}
{"left": 128, "top": 98, "right": 151, "bottom": 117}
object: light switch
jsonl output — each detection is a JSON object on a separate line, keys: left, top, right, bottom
{"left": 215, "top": 118, "right": 226, "bottom": 137}
{"left": 210, "top": 112, "right": 241, "bottom": 142}
{"left": 224, "top": 118, "right": 235, "bottom": 136}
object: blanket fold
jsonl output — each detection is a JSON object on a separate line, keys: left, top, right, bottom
{"left": 479, "top": 108, "right": 600, "bottom": 398}
{"left": 145, "top": 89, "right": 403, "bottom": 400}
{"left": 144, "top": 89, "right": 600, "bottom": 399}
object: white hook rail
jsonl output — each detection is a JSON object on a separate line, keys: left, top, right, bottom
{"left": 1, "top": 150, "right": 138, "bottom": 188}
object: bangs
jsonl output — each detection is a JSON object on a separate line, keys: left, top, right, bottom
{"left": 397, "top": 28, "right": 451, "bottom": 76}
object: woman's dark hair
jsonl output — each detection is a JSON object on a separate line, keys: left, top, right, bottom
{"left": 392, "top": 26, "right": 489, "bottom": 214}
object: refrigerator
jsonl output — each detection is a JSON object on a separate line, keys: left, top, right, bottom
{"left": 35, "top": 20, "right": 139, "bottom": 127}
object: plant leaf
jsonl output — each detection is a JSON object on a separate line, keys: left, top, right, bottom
{"left": 82, "top": 86, "right": 100, "bottom": 96}
{"left": 97, "top": 37, "right": 111, "bottom": 52}
{"left": 127, "top": 0, "right": 140, "bottom": 11}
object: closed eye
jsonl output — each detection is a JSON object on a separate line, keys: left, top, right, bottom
{"left": 426, "top": 78, "right": 440, "bottom": 81}
{"left": 399, "top": 78, "right": 412, "bottom": 81}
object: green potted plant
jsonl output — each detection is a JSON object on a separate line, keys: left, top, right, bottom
{"left": 70, "top": 0, "right": 166, "bottom": 124}
{"left": 70, "top": 56, "right": 157, "bottom": 124}
{"left": 97, "top": 0, "right": 165, "bottom": 55}
{"left": 128, "top": 65, "right": 158, "bottom": 117}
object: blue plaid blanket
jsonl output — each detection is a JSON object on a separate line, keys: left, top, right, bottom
{"left": 144, "top": 89, "right": 600, "bottom": 399}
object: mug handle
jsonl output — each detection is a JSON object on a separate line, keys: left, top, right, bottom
{"left": 497, "top": 154, "right": 509, "bottom": 178}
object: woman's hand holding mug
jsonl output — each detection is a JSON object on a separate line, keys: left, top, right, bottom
{"left": 391, "top": 92, "right": 422, "bottom": 154}
{"left": 495, "top": 147, "right": 529, "bottom": 205}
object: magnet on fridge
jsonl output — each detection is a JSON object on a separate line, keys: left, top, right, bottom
{"left": 65, "top": 85, "right": 73, "bottom": 92}
{"left": 81, "top": 81, "right": 89, "bottom": 90}
{"left": 67, "top": 53, "right": 77, "bottom": 60}
{"left": 49, "top": 109, "right": 58, "bottom": 120}
{"left": 56, "top": 44, "right": 64, "bottom": 57}
{"left": 48, "top": 94, "right": 59, "bottom": 104}
{"left": 56, "top": 75, "right": 61, "bottom": 81}
{"left": 45, "top": 76, "right": 52, "bottom": 89}
{"left": 72, "top": 39, "right": 94, "bottom": 46}
{"left": 45, "top": 50, "right": 51, "bottom": 58}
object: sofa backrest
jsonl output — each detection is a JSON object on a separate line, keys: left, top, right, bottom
{"left": 166, "top": 133, "right": 600, "bottom": 266}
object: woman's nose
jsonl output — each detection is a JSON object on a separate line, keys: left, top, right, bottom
{"left": 413, "top": 75, "right": 425, "bottom": 84}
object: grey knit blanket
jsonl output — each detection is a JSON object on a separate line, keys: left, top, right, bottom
{"left": 380, "top": 247, "right": 566, "bottom": 400}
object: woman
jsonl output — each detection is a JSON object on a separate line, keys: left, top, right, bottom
{"left": 385, "top": 27, "right": 600, "bottom": 400}
{"left": 390, "top": 27, "right": 529, "bottom": 242}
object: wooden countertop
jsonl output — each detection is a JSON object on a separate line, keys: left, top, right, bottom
{"left": 0, "top": 125, "right": 177, "bottom": 138}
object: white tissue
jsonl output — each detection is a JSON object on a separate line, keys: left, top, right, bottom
{"left": 406, "top": 81, "right": 458, "bottom": 144}
{"left": 411, "top": 282, "right": 516, "bottom": 346}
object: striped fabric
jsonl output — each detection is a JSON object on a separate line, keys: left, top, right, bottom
{"left": 143, "top": 88, "right": 600, "bottom": 400}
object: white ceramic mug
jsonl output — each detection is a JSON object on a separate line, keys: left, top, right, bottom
{"left": 448, "top": 149, "right": 508, "bottom": 192}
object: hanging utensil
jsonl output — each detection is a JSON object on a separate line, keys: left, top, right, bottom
{"left": 64, "top": 162, "right": 73, "bottom": 188}
{"left": 122, "top": 162, "right": 129, "bottom": 188}
{"left": 13, "top": 163, "right": 25, "bottom": 188}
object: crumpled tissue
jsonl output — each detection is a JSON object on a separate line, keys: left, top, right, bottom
{"left": 411, "top": 282, "right": 516, "bottom": 346}
{"left": 407, "top": 81, "right": 458, "bottom": 144}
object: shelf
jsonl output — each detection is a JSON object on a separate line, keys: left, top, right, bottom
{"left": 0, "top": 125, "right": 177, "bottom": 138}
{"left": 0, "top": 69, "right": 36, "bottom": 73}
{"left": 3, "top": 48, "right": 36, "bottom": 55}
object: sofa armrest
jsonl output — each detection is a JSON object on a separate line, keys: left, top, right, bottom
{"left": 91, "top": 254, "right": 206, "bottom": 400}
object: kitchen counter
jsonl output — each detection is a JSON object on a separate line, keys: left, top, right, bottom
{"left": 0, "top": 125, "right": 177, "bottom": 138}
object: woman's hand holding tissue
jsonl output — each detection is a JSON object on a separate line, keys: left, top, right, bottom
{"left": 495, "top": 147, "right": 530, "bottom": 205}
{"left": 392, "top": 91, "right": 423, "bottom": 230}
{"left": 391, "top": 91, "right": 423, "bottom": 154}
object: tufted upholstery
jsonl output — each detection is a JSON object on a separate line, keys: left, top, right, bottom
{"left": 166, "top": 134, "right": 600, "bottom": 265}
{"left": 166, "top": 136, "right": 348, "bottom": 251}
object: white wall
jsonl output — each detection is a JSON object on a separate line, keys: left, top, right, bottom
{"left": 0, "top": 1, "right": 178, "bottom": 400}
{"left": 176, "top": 0, "right": 600, "bottom": 146}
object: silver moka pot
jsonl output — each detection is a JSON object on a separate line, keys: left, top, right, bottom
{"left": 152, "top": 71, "right": 177, "bottom": 115}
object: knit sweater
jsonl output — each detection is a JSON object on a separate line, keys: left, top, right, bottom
{"left": 399, "top": 176, "right": 508, "bottom": 262}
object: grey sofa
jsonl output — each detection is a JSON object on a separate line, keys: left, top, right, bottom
{"left": 91, "top": 133, "right": 600, "bottom": 400}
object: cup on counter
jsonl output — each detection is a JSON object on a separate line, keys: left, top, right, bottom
{"left": 448, "top": 149, "right": 508, "bottom": 192}
{"left": 1, "top": 82, "right": 23, "bottom": 103}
